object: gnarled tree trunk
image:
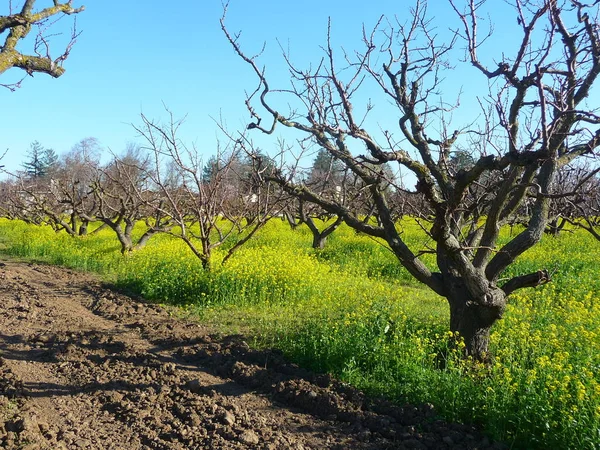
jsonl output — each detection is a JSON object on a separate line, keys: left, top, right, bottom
{"left": 446, "top": 286, "right": 506, "bottom": 360}
{"left": 222, "top": 0, "right": 600, "bottom": 363}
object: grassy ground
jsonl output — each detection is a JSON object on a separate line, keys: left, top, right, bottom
{"left": 0, "top": 217, "right": 599, "bottom": 449}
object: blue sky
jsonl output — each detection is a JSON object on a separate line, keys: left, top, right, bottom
{"left": 1, "top": 0, "right": 562, "bottom": 173}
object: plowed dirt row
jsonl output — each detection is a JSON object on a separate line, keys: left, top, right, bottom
{"left": 0, "top": 259, "right": 503, "bottom": 449}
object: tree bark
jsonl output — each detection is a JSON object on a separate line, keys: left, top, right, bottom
{"left": 78, "top": 219, "right": 89, "bottom": 236}
{"left": 102, "top": 219, "right": 133, "bottom": 255}
{"left": 448, "top": 299, "right": 492, "bottom": 360}
{"left": 312, "top": 234, "right": 327, "bottom": 250}
{"left": 116, "top": 230, "right": 133, "bottom": 254}
{"left": 284, "top": 210, "right": 301, "bottom": 230}
{"left": 444, "top": 275, "right": 506, "bottom": 360}
{"left": 545, "top": 217, "right": 566, "bottom": 236}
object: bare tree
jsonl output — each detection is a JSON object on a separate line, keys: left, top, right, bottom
{"left": 223, "top": 0, "right": 600, "bottom": 359}
{"left": 134, "top": 111, "right": 286, "bottom": 270}
{"left": 43, "top": 138, "right": 102, "bottom": 236}
{"left": 576, "top": 179, "right": 600, "bottom": 240}
{"left": 283, "top": 147, "right": 395, "bottom": 249}
{"left": 1, "top": 140, "right": 99, "bottom": 236}
{"left": 0, "top": 178, "right": 16, "bottom": 219}
{"left": 0, "top": 154, "right": 63, "bottom": 230}
{"left": 298, "top": 200, "right": 343, "bottom": 249}
{"left": 561, "top": 166, "right": 600, "bottom": 240}
{"left": 0, "top": 176, "right": 42, "bottom": 223}
{"left": 509, "top": 164, "right": 600, "bottom": 236}
{"left": 12, "top": 174, "right": 73, "bottom": 232}
{"left": 86, "top": 145, "right": 171, "bottom": 254}
{"left": 0, "top": 139, "right": 172, "bottom": 250}
{"left": 1, "top": 1, "right": 84, "bottom": 90}
{"left": 295, "top": 149, "right": 348, "bottom": 249}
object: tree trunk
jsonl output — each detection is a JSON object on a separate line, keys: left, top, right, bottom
{"left": 200, "top": 253, "right": 210, "bottom": 271}
{"left": 79, "top": 219, "right": 88, "bottom": 236}
{"left": 445, "top": 280, "right": 506, "bottom": 361}
{"left": 545, "top": 217, "right": 566, "bottom": 237}
{"left": 304, "top": 213, "right": 343, "bottom": 250}
{"left": 448, "top": 299, "right": 492, "bottom": 360}
{"left": 70, "top": 213, "right": 78, "bottom": 235}
{"left": 284, "top": 210, "right": 300, "bottom": 230}
{"left": 312, "top": 233, "right": 328, "bottom": 249}
{"left": 118, "top": 235, "right": 134, "bottom": 254}
{"left": 107, "top": 222, "right": 133, "bottom": 255}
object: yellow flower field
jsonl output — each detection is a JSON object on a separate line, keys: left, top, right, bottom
{"left": 0, "top": 218, "right": 598, "bottom": 449}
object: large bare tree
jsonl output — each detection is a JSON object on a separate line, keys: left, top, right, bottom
{"left": 223, "top": 0, "right": 600, "bottom": 359}
{"left": 1, "top": 1, "right": 84, "bottom": 89}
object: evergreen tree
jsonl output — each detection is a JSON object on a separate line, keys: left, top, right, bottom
{"left": 202, "top": 155, "right": 219, "bottom": 183}
{"left": 449, "top": 150, "right": 475, "bottom": 171}
{"left": 308, "top": 148, "right": 344, "bottom": 184}
{"left": 43, "top": 148, "right": 59, "bottom": 175}
{"left": 21, "top": 142, "right": 60, "bottom": 179}
{"left": 22, "top": 141, "right": 47, "bottom": 178}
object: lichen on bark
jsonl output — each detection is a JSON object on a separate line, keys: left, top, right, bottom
{"left": 0, "top": 1, "right": 84, "bottom": 82}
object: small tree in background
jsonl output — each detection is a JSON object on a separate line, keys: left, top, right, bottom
{"left": 22, "top": 141, "right": 46, "bottom": 178}
{"left": 43, "top": 147, "right": 59, "bottom": 176}
{"left": 86, "top": 144, "right": 172, "bottom": 254}
{"left": 296, "top": 149, "right": 346, "bottom": 249}
{"left": 134, "top": 110, "right": 287, "bottom": 270}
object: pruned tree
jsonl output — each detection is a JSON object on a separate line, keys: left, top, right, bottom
{"left": 0, "top": 139, "right": 172, "bottom": 248}
{"left": 0, "top": 142, "right": 64, "bottom": 228}
{"left": 222, "top": 0, "right": 600, "bottom": 359}
{"left": 202, "top": 148, "right": 277, "bottom": 226}
{"left": 1, "top": 1, "right": 84, "bottom": 90}
{"left": 296, "top": 149, "right": 347, "bottom": 249}
{"left": 0, "top": 176, "right": 35, "bottom": 222}
{"left": 508, "top": 164, "right": 600, "bottom": 236}
{"left": 560, "top": 165, "right": 600, "bottom": 240}
{"left": 87, "top": 144, "right": 171, "bottom": 254}
{"left": 544, "top": 165, "right": 583, "bottom": 236}
{"left": 134, "top": 110, "right": 286, "bottom": 270}
{"left": 284, "top": 147, "right": 397, "bottom": 249}
{"left": 1, "top": 138, "right": 96, "bottom": 235}
{"left": 298, "top": 199, "right": 343, "bottom": 249}
{"left": 43, "top": 137, "right": 102, "bottom": 236}
{"left": 575, "top": 177, "right": 600, "bottom": 240}
{"left": 0, "top": 171, "right": 55, "bottom": 227}
{"left": 0, "top": 179, "right": 15, "bottom": 219}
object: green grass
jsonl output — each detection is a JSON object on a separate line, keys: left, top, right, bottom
{"left": 0, "top": 217, "right": 599, "bottom": 449}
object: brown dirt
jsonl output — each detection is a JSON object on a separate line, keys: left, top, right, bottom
{"left": 0, "top": 259, "right": 505, "bottom": 450}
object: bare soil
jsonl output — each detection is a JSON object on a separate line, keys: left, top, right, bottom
{"left": 0, "top": 259, "right": 505, "bottom": 449}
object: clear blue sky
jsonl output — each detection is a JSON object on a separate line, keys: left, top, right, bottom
{"left": 1, "top": 0, "right": 570, "bottom": 173}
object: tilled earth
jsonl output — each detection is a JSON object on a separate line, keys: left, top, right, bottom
{"left": 0, "top": 259, "right": 506, "bottom": 449}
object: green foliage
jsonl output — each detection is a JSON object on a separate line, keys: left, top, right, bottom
{"left": 21, "top": 141, "right": 59, "bottom": 179}
{"left": 449, "top": 150, "right": 475, "bottom": 171}
{"left": 0, "top": 218, "right": 599, "bottom": 449}
{"left": 308, "top": 148, "right": 345, "bottom": 183}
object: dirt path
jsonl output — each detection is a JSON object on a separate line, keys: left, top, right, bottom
{"left": 0, "top": 259, "right": 503, "bottom": 449}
